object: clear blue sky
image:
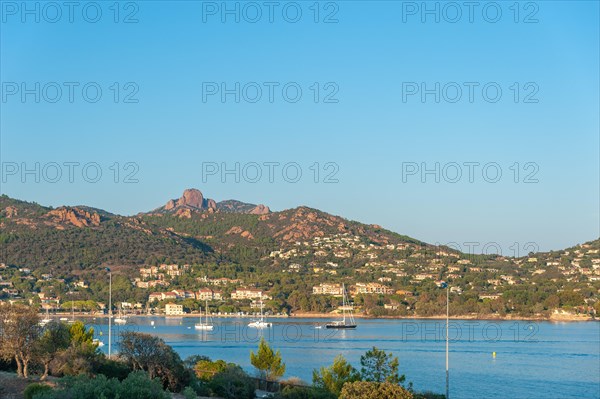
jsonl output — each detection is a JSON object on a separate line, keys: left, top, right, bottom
{"left": 1, "top": 1, "right": 598, "bottom": 253}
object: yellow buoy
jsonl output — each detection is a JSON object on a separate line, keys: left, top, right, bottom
{"left": 492, "top": 352, "right": 496, "bottom": 358}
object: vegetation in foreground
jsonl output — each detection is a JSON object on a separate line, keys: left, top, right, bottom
{"left": 0, "top": 303, "right": 444, "bottom": 399}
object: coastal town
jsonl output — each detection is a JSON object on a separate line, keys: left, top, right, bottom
{"left": 1, "top": 233, "right": 598, "bottom": 319}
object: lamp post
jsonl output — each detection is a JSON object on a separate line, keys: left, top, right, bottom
{"left": 439, "top": 281, "right": 449, "bottom": 399}
{"left": 446, "top": 284, "right": 449, "bottom": 399}
{"left": 105, "top": 267, "right": 112, "bottom": 358}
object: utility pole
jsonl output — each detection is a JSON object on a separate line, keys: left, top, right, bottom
{"left": 446, "top": 285, "right": 449, "bottom": 399}
{"left": 107, "top": 268, "right": 112, "bottom": 358}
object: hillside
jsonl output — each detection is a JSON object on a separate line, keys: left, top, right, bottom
{"left": 0, "top": 190, "right": 598, "bottom": 318}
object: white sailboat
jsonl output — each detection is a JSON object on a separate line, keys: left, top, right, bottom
{"left": 39, "top": 307, "right": 51, "bottom": 326}
{"left": 114, "top": 306, "right": 127, "bottom": 325}
{"left": 195, "top": 300, "right": 214, "bottom": 331}
{"left": 248, "top": 298, "right": 272, "bottom": 328}
{"left": 326, "top": 284, "right": 357, "bottom": 329}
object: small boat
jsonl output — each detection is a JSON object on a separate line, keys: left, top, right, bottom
{"left": 114, "top": 307, "right": 127, "bottom": 325}
{"left": 195, "top": 300, "right": 214, "bottom": 331}
{"left": 326, "top": 284, "right": 357, "bottom": 329}
{"left": 39, "top": 308, "right": 51, "bottom": 326}
{"left": 314, "top": 325, "right": 323, "bottom": 329}
{"left": 248, "top": 298, "right": 272, "bottom": 329}
{"left": 93, "top": 339, "right": 104, "bottom": 347}
{"left": 59, "top": 317, "right": 69, "bottom": 322}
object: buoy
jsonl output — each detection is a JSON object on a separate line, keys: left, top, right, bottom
{"left": 492, "top": 352, "right": 496, "bottom": 358}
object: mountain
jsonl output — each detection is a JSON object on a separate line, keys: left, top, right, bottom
{"left": 151, "top": 188, "right": 270, "bottom": 216}
{"left": 0, "top": 189, "right": 428, "bottom": 273}
{"left": 0, "top": 195, "right": 212, "bottom": 275}
{"left": 0, "top": 190, "right": 598, "bottom": 318}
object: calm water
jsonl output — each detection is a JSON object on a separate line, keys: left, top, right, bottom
{"left": 85, "top": 317, "right": 599, "bottom": 399}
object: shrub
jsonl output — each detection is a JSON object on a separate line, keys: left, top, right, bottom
{"left": 119, "top": 331, "right": 190, "bottom": 391}
{"left": 413, "top": 391, "right": 446, "bottom": 399}
{"left": 35, "top": 374, "right": 119, "bottom": 399}
{"left": 274, "top": 386, "right": 336, "bottom": 399}
{"left": 23, "top": 383, "right": 52, "bottom": 399}
{"left": 94, "top": 357, "right": 132, "bottom": 380}
{"left": 33, "top": 371, "right": 170, "bottom": 399}
{"left": 182, "top": 386, "right": 198, "bottom": 399}
{"left": 118, "top": 371, "right": 170, "bottom": 399}
{"left": 194, "top": 358, "right": 229, "bottom": 381}
{"left": 208, "top": 365, "right": 255, "bottom": 399}
{"left": 340, "top": 381, "right": 413, "bottom": 399}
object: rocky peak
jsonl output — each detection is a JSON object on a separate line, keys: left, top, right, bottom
{"left": 157, "top": 189, "right": 270, "bottom": 215}
{"left": 248, "top": 204, "right": 270, "bottom": 215}
{"left": 163, "top": 189, "right": 217, "bottom": 212}
{"left": 46, "top": 207, "right": 102, "bottom": 227}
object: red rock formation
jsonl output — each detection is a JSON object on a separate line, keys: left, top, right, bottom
{"left": 4, "top": 206, "right": 18, "bottom": 218}
{"left": 249, "top": 204, "right": 270, "bottom": 215}
{"left": 46, "top": 207, "right": 101, "bottom": 227}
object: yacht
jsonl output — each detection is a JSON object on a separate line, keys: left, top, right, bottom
{"left": 326, "top": 284, "right": 357, "bottom": 329}
{"left": 248, "top": 298, "right": 272, "bottom": 328}
{"left": 195, "top": 300, "right": 214, "bottom": 331}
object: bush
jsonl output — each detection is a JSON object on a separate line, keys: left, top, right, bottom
{"left": 340, "top": 381, "right": 413, "bottom": 399}
{"left": 94, "top": 357, "right": 132, "bottom": 380}
{"left": 119, "top": 331, "right": 190, "bottom": 391}
{"left": 208, "top": 365, "right": 255, "bottom": 399}
{"left": 274, "top": 386, "right": 336, "bottom": 399}
{"left": 119, "top": 371, "right": 170, "bottom": 399}
{"left": 413, "top": 391, "right": 446, "bottom": 399}
{"left": 182, "top": 386, "right": 198, "bottom": 399}
{"left": 33, "top": 371, "right": 170, "bottom": 399}
{"left": 23, "top": 383, "right": 52, "bottom": 399}
{"left": 35, "top": 374, "right": 119, "bottom": 399}
{"left": 194, "top": 358, "right": 229, "bottom": 381}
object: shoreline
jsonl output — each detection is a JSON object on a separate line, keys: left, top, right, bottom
{"left": 44, "top": 312, "right": 596, "bottom": 322}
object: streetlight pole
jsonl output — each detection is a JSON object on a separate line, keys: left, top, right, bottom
{"left": 446, "top": 285, "right": 449, "bottom": 399}
{"left": 106, "top": 268, "right": 112, "bottom": 358}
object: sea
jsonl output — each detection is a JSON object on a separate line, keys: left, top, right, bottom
{"left": 84, "top": 317, "right": 599, "bottom": 399}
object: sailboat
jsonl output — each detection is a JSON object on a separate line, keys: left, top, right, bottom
{"left": 326, "top": 284, "right": 357, "bottom": 329}
{"left": 114, "top": 306, "right": 127, "bottom": 325}
{"left": 248, "top": 298, "right": 272, "bottom": 328}
{"left": 195, "top": 300, "right": 214, "bottom": 331}
{"left": 39, "top": 307, "right": 51, "bottom": 326}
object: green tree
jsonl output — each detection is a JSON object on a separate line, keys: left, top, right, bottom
{"left": 0, "top": 303, "right": 41, "bottom": 378}
{"left": 36, "top": 322, "right": 71, "bottom": 380}
{"left": 194, "top": 358, "right": 229, "bottom": 381}
{"left": 250, "top": 337, "right": 286, "bottom": 381}
{"left": 339, "top": 381, "right": 413, "bottom": 399}
{"left": 119, "top": 331, "right": 189, "bottom": 391}
{"left": 312, "top": 354, "right": 360, "bottom": 396}
{"left": 360, "top": 347, "right": 405, "bottom": 384}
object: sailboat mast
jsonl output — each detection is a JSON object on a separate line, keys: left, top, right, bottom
{"left": 342, "top": 284, "right": 346, "bottom": 323}
{"left": 205, "top": 299, "right": 209, "bottom": 324}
